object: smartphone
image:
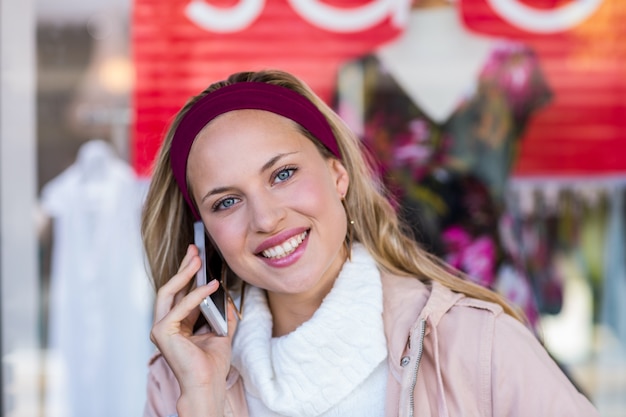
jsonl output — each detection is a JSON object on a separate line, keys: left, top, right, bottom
{"left": 193, "top": 221, "right": 228, "bottom": 336}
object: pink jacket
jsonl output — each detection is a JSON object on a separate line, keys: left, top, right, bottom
{"left": 144, "top": 271, "right": 599, "bottom": 417}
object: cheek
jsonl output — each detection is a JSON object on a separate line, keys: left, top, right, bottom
{"left": 292, "top": 177, "right": 328, "bottom": 206}
{"left": 203, "top": 217, "right": 246, "bottom": 255}
{"left": 294, "top": 176, "right": 344, "bottom": 221}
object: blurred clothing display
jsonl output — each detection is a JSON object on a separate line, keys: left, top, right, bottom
{"left": 461, "top": 0, "right": 626, "bottom": 177}
{"left": 40, "top": 139, "right": 152, "bottom": 417}
{"left": 335, "top": 5, "right": 553, "bottom": 326}
{"left": 336, "top": 7, "right": 552, "bottom": 199}
{"left": 602, "top": 189, "right": 626, "bottom": 347}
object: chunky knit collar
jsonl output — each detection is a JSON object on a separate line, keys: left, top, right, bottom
{"left": 231, "top": 244, "right": 388, "bottom": 416}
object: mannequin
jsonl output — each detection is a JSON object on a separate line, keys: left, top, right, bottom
{"left": 40, "top": 139, "right": 152, "bottom": 417}
{"left": 376, "top": 0, "right": 494, "bottom": 123}
{"left": 334, "top": 0, "right": 553, "bottom": 325}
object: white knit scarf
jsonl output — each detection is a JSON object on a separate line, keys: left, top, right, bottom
{"left": 231, "top": 244, "right": 388, "bottom": 417}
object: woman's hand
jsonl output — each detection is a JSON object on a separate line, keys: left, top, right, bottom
{"left": 150, "top": 244, "right": 238, "bottom": 416}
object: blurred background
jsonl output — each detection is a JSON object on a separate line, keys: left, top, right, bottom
{"left": 1, "top": 0, "right": 625, "bottom": 416}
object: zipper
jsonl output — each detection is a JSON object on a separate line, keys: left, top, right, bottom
{"left": 408, "top": 318, "right": 426, "bottom": 417}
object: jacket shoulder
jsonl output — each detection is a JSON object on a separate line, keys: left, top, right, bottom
{"left": 437, "top": 294, "right": 599, "bottom": 416}
{"left": 143, "top": 352, "right": 181, "bottom": 417}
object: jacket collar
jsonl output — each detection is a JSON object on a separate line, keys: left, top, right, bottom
{"left": 380, "top": 271, "right": 464, "bottom": 380}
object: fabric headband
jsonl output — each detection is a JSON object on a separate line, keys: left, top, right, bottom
{"left": 169, "top": 81, "right": 341, "bottom": 220}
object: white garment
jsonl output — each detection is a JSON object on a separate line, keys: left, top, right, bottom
{"left": 41, "top": 140, "right": 153, "bottom": 417}
{"left": 231, "top": 244, "right": 388, "bottom": 417}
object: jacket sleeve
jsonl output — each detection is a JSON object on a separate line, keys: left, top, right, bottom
{"left": 490, "top": 313, "right": 600, "bottom": 416}
{"left": 143, "top": 353, "right": 182, "bottom": 417}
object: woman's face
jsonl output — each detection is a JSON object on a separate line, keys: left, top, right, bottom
{"left": 187, "top": 109, "right": 350, "bottom": 298}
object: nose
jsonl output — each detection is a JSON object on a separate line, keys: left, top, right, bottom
{"left": 248, "top": 190, "right": 286, "bottom": 233}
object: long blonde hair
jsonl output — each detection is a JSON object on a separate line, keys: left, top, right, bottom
{"left": 141, "top": 69, "right": 524, "bottom": 322}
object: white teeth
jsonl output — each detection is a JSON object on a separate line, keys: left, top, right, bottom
{"left": 262, "top": 231, "right": 307, "bottom": 259}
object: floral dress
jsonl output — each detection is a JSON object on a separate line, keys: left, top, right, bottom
{"left": 335, "top": 41, "right": 553, "bottom": 325}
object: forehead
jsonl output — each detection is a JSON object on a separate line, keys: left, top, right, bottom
{"left": 187, "top": 109, "right": 317, "bottom": 171}
{"left": 196, "top": 109, "right": 302, "bottom": 143}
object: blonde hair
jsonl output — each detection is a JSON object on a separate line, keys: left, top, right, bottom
{"left": 141, "top": 69, "right": 524, "bottom": 322}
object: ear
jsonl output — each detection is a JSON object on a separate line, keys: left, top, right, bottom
{"left": 328, "top": 158, "right": 350, "bottom": 198}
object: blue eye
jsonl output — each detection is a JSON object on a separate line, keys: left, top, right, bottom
{"left": 274, "top": 167, "right": 296, "bottom": 183}
{"left": 214, "top": 197, "right": 239, "bottom": 211}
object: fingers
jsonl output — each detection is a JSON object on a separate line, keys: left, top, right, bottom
{"left": 151, "top": 279, "right": 220, "bottom": 345}
{"left": 164, "top": 280, "right": 219, "bottom": 331}
{"left": 177, "top": 244, "right": 198, "bottom": 274}
{"left": 151, "top": 243, "right": 241, "bottom": 346}
{"left": 154, "top": 245, "right": 200, "bottom": 323}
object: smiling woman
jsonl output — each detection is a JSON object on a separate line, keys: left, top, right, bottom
{"left": 187, "top": 108, "right": 349, "bottom": 327}
{"left": 140, "top": 69, "right": 599, "bottom": 417}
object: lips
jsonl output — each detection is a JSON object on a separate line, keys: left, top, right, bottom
{"left": 260, "top": 230, "right": 308, "bottom": 259}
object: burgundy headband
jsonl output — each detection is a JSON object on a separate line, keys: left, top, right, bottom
{"left": 169, "top": 81, "right": 341, "bottom": 220}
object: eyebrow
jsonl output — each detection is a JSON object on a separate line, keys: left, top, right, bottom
{"left": 260, "top": 152, "right": 296, "bottom": 173}
{"left": 200, "top": 151, "right": 297, "bottom": 203}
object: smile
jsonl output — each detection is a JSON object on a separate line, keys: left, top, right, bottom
{"left": 261, "top": 231, "right": 308, "bottom": 259}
